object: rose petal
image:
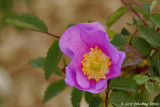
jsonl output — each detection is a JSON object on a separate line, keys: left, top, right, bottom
{"left": 96, "top": 79, "right": 107, "bottom": 90}
{"left": 76, "top": 69, "right": 90, "bottom": 89}
{"left": 107, "top": 51, "right": 126, "bottom": 79}
{"left": 59, "top": 26, "right": 89, "bottom": 58}
{"left": 79, "top": 29, "right": 119, "bottom": 64}
{"left": 65, "top": 65, "right": 76, "bottom": 87}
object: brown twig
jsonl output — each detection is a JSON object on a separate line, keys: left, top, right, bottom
{"left": 105, "top": 79, "right": 111, "bottom": 107}
{"left": 120, "top": 0, "right": 147, "bottom": 26}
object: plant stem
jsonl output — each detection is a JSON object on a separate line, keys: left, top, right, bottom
{"left": 153, "top": 48, "right": 160, "bottom": 54}
{"left": 45, "top": 32, "right": 60, "bottom": 38}
{"left": 129, "top": 29, "right": 138, "bottom": 45}
{"left": 120, "top": 0, "right": 147, "bottom": 26}
{"left": 29, "top": 29, "right": 60, "bottom": 38}
{"left": 105, "top": 79, "right": 111, "bottom": 107}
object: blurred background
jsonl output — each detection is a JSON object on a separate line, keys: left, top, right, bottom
{"left": 0, "top": 0, "right": 145, "bottom": 107}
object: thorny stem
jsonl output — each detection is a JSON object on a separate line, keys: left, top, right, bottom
{"left": 105, "top": 79, "right": 111, "bottom": 107}
{"left": 120, "top": 0, "right": 147, "bottom": 26}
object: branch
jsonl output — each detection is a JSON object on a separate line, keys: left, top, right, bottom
{"left": 120, "top": 0, "right": 147, "bottom": 26}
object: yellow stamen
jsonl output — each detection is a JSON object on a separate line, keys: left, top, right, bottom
{"left": 81, "top": 46, "right": 112, "bottom": 82}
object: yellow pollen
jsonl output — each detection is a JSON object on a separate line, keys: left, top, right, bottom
{"left": 81, "top": 46, "right": 112, "bottom": 82}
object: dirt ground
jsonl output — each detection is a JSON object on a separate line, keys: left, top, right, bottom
{"left": 0, "top": 0, "right": 139, "bottom": 107}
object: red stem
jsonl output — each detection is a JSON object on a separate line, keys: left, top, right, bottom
{"left": 120, "top": 0, "right": 147, "bottom": 26}
{"left": 45, "top": 32, "right": 60, "bottom": 38}
{"left": 105, "top": 79, "right": 111, "bottom": 107}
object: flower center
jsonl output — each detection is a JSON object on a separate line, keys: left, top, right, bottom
{"left": 81, "top": 46, "right": 112, "bottom": 82}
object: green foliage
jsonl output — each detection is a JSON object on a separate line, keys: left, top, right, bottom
{"left": 153, "top": 94, "right": 160, "bottom": 103}
{"left": 6, "top": 14, "right": 48, "bottom": 32}
{"left": 109, "top": 91, "right": 137, "bottom": 107}
{"left": 44, "top": 40, "right": 63, "bottom": 79}
{"left": 111, "top": 34, "right": 127, "bottom": 47}
{"left": 148, "top": 52, "right": 160, "bottom": 77}
{"left": 106, "top": 6, "right": 129, "bottom": 28}
{"left": 67, "top": 24, "right": 76, "bottom": 29}
{"left": 132, "top": 4, "right": 147, "bottom": 15}
{"left": 133, "top": 75, "right": 150, "bottom": 85}
{"left": 89, "top": 96, "right": 103, "bottom": 107}
{"left": 145, "top": 81, "right": 154, "bottom": 94}
{"left": 121, "top": 28, "right": 130, "bottom": 36}
{"left": 106, "top": 29, "right": 116, "bottom": 38}
{"left": 29, "top": 57, "right": 44, "bottom": 68}
{"left": 84, "top": 91, "right": 93, "bottom": 104}
{"left": 71, "top": 88, "right": 83, "bottom": 107}
{"left": 150, "top": 14, "right": 160, "bottom": 28}
{"left": 63, "top": 57, "right": 67, "bottom": 67}
{"left": 138, "top": 25, "right": 160, "bottom": 48}
{"left": 43, "top": 79, "right": 67, "bottom": 103}
{"left": 131, "top": 37, "right": 152, "bottom": 57}
{"left": 53, "top": 68, "right": 63, "bottom": 76}
{"left": 109, "top": 77, "right": 138, "bottom": 93}
{"left": 150, "top": 0, "right": 159, "bottom": 11}
{"left": 120, "top": 45, "right": 143, "bottom": 67}
{"left": 144, "top": 4, "right": 150, "bottom": 14}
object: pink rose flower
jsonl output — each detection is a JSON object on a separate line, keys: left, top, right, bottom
{"left": 59, "top": 22, "right": 126, "bottom": 93}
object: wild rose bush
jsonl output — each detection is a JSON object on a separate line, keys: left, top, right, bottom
{"left": 6, "top": 0, "right": 160, "bottom": 107}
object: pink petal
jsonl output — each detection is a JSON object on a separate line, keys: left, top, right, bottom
{"left": 78, "top": 24, "right": 119, "bottom": 64}
{"left": 106, "top": 51, "right": 126, "bottom": 79}
{"left": 76, "top": 69, "right": 90, "bottom": 89}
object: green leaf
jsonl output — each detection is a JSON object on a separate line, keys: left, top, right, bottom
{"left": 109, "top": 91, "right": 137, "bottom": 107}
{"left": 150, "top": 0, "right": 159, "bottom": 11}
{"left": 145, "top": 81, "right": 154, "bottom": 94}
{"left": 53, "top": 68, "right": 63, "bottom": 76}
{"left": 43, "top": 79, "right": 67, "bottom": 103}
{"left": 131, "top": 37, "right": 152, "bottom": 57}
{"left": 29, "top": 57, "right": 44, "bottom": 68}
{"left": 111, "top": 34, "right": 127, "bottom": 47}
{"left": 120, "top": 45, "right": 143, "bottom": 67}
{"left": 106, "top": 29, "right": 116, "bottom": 38}
{"left": 44, "top": 40, "right": 63, "bottom": 80}
{"left": 144, "top": 4, "right": 150, "bottom": 13}
{"left": 71, "top": 88, "right": 83, "bottom": 107}
{"left": 132, "top": 4, "right": 147, "bottom": 15}
{"left": 109, "top": 77, "right": 138, "bottom": 93}
{"left": 84, "top": 92, "right": 93, "bottom": 104}
{"left": 121, "top": 28, "right": 130, "bottom": 36}
{"left": 150, "top": 14, "right": 160, "bottom": 28}
{"left": 138, "top": 25, "right": 160, "bottom": 48}
{"left": 146, "top": 19, "right": 156, "bottom": 28}
{"left": 148, "top": 52, "right": 160, "bottom": 77}
{"left": 66, "top": 24, "right": 76, "bottom": 29}
{"left": 153, "top": 94, "right": 160, "bottom": 104}
{"left": 89, "top": 96, "right": 103, "bottom": 107}
{"left": 106, "top": 6, "right": 129, "bottom": 28}
{"left": 6, "top": 14, "right": 48, "bottom": 32}
{"left": 63, "top": 57, "right": 67, "bottom": 67}
{"left": 133, "top": 75, "right": 150, "bottom": 85}
{"left": 132, "top": 17, "right": 142, "bottom": 26}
